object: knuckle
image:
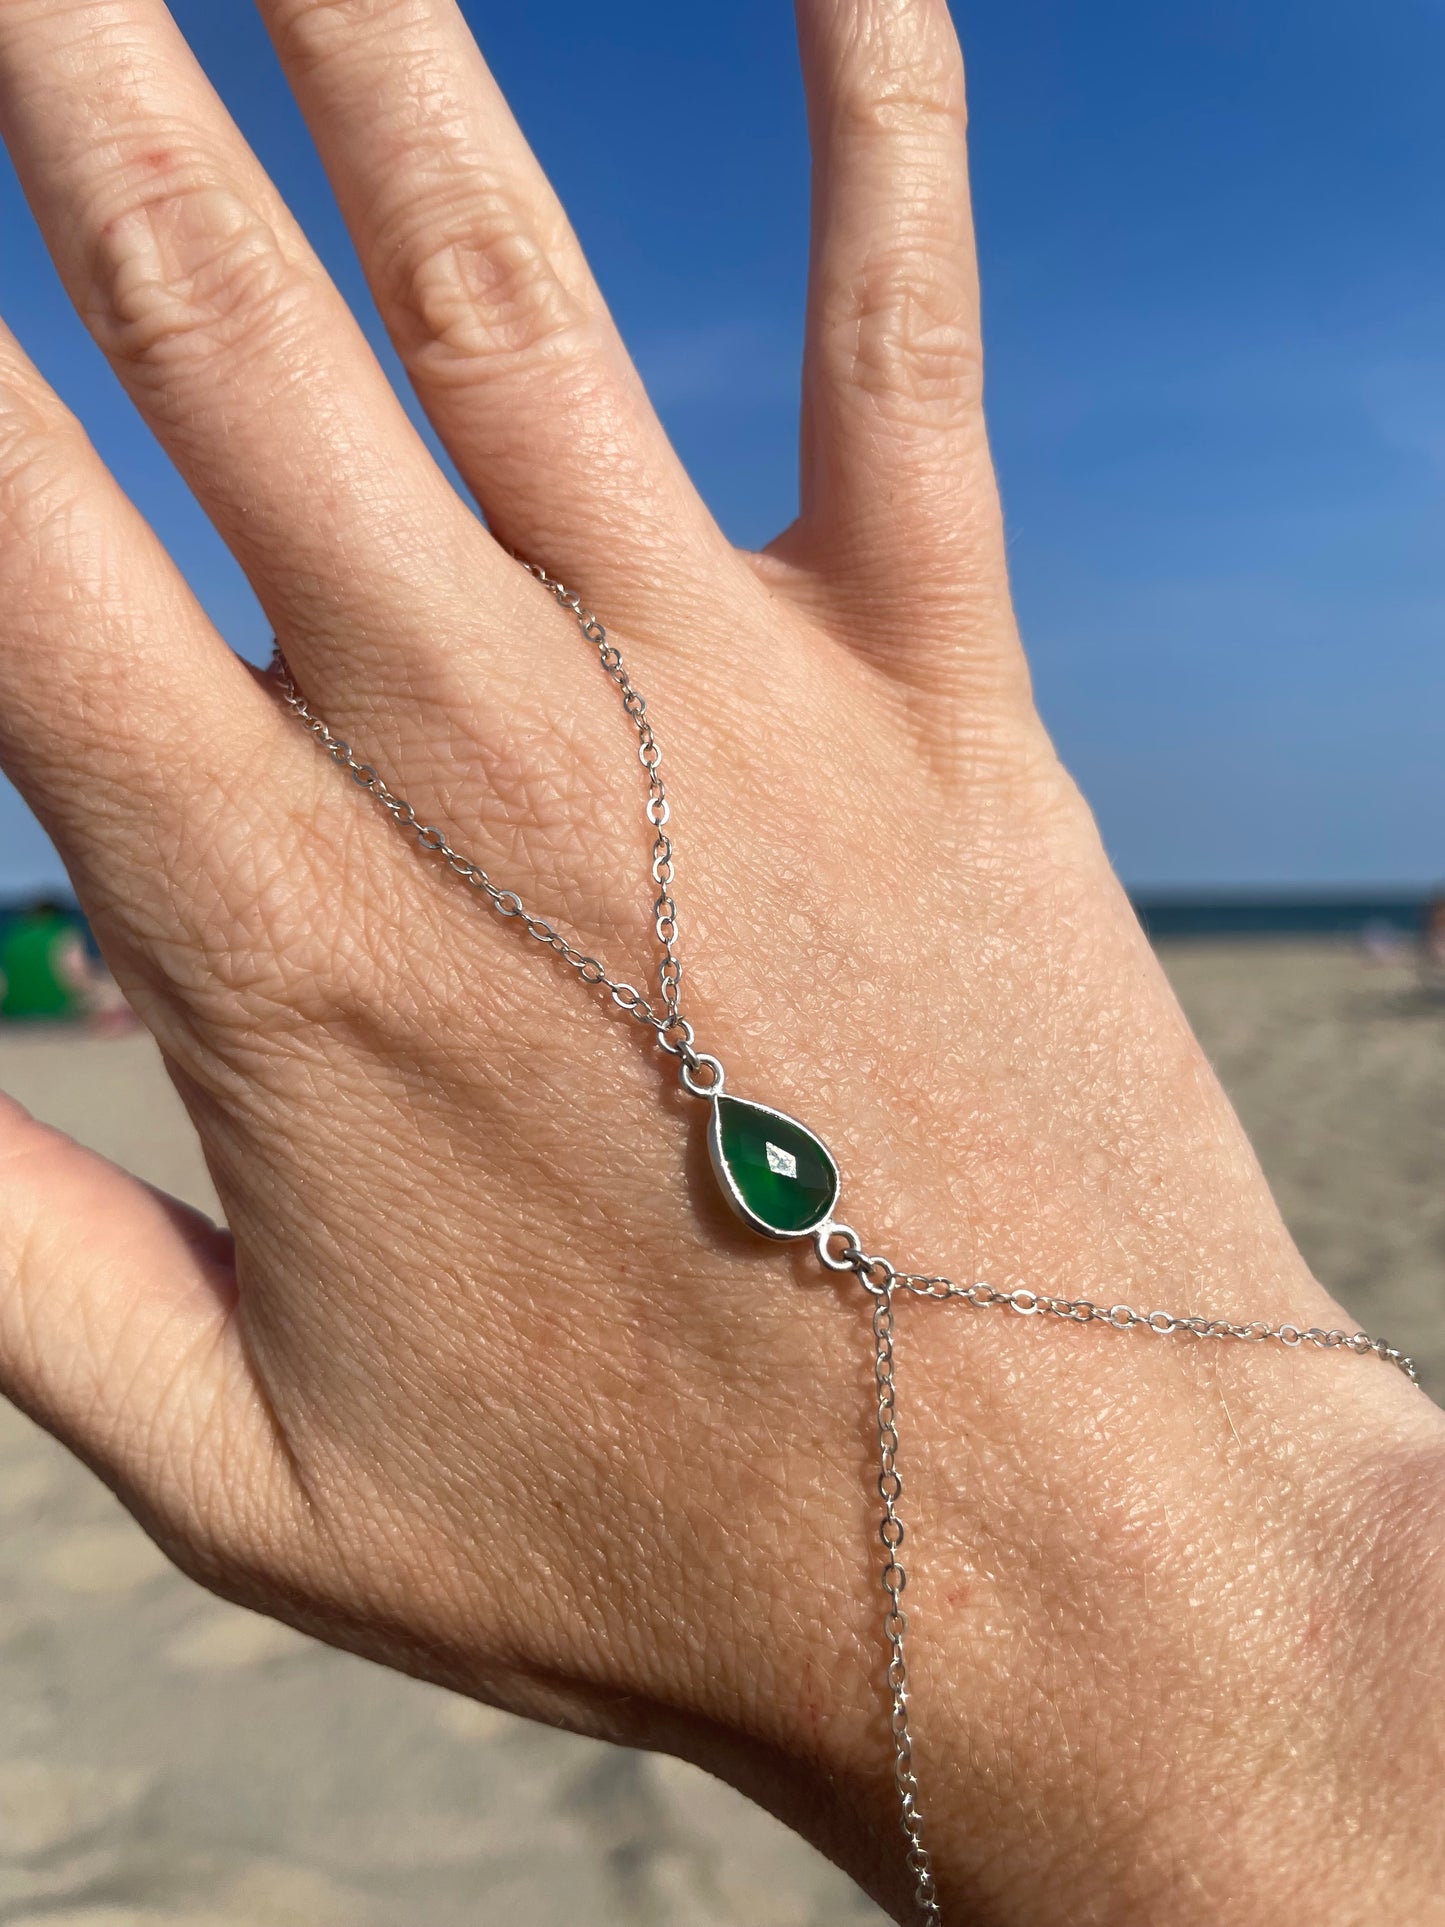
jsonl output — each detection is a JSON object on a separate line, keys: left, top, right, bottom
{"left": 838, "top": 67, "right": 968, "bottom": 146}
{"left": 80, "top": 164, "right": 314, "bottom": 375}
{"left": 836, "top": 0, "right": 969, "bottom": 135}
{"left": 270, "top": 0, "right": 429, "bottom": 70}
{"left": 846, "top": 242, "right": 982, "bottom": 417}
{"left": 378, "top": 189, "right": 595, "bottom": 382}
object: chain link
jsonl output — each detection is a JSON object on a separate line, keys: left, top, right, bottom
{"left": 274, "top": 565, "right": 1422, "bottom": 1927}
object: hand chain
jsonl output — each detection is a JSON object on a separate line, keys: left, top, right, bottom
{"left": 271, "top": 564, "right": 1420, "bottom": 1927}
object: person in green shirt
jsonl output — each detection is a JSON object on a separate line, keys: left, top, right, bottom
{"left": 0, "top": 898, "right": 91, "bottom": 1021}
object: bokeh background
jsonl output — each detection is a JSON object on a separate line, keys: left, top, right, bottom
{"left": 2, "top": 3, "right": 1442, "bottom": 1923}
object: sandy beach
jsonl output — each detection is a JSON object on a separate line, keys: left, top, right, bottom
{"left": 1, "top": 941, "right": 1441, "bottom": 1925}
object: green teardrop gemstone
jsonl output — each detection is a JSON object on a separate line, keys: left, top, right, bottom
{"left": 709, "top": 1094, "right": 840, "bottom": 1238}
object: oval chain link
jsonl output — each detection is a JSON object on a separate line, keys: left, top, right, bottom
{"left": 274, "top": 565, "right": 1421, "bottom": 1927}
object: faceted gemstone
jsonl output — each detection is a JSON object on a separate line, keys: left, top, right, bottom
{"left": 710, "top": 1094, "right": 840, "bottom": 1237}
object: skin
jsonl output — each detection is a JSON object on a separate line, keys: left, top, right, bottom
{"left": 0, "top": 1, "right": 1440, "bottom": 1919}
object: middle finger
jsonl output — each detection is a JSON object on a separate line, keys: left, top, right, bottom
{"left": 260, "top": 0, "right": 734, "bottom": 616}
{"left": 0, "top": 0, "right": 522, "bottom": 706}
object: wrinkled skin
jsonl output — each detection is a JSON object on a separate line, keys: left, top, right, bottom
{"left": 0, "top": 3, "right": 1440, "bottom": 1921}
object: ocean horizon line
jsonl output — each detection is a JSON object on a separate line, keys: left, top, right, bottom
{"left": 1130, "top": 888, "right": 1437, "bottom": 940}
{"left": 3, "top": 885, "right": 1440, "bottom": 944}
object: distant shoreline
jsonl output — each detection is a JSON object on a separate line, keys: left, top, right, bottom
{"left": 3, "top": 889, "right": 1439, "bottom": 946}
{"left": 1131, "top": 891, "right": 1434, "bottom": 940}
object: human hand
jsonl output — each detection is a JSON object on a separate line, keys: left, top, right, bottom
{"left": 0, "top": 3, "right": 1441, "bottom": 1921}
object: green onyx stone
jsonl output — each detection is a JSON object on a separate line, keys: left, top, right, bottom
{"left": 709, "top": 1094, "right": 840, "bottom": 1239}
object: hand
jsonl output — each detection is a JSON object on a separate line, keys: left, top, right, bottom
{"left": 0, "top": 4, "right": 1440, "bottom": 1921}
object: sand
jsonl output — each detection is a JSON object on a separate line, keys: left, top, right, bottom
{"left": 1, "top": 941, "right": 1441, "bottom": 1924}
{"left": 1159, "top": 942, "right": 1445, "bottom": 1384}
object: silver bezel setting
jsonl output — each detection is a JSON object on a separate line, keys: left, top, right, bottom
{"left": 706, "top": 1092, "right": 842, "bottom": 1241}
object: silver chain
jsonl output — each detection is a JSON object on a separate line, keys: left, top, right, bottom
{"left": 873, "top": 1282, "right": 940, "bottom": 1921}
{"left": 271, "top": 565, "right": 1420, "bottom": 1926}
{"left": 269, "top": 561, "right": 693, "bottom": 1059}
{"left": 815, "top": 1224, "right": 1419, "bottom": 1379}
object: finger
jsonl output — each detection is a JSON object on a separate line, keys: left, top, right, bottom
{"left": 0, "top": 318, "right": 289, "bottom": 932}
{"left": 259, "top": 0, "right": 733, "bottom": 610}
{"left": 0, "top": 1090, "right": 296, "bottom": 1577}
{"left": 786, "top": 0, "right": 1020, "bottom": 689}
{"left": 0, "top": 0, "right": 517, "bottom": 706}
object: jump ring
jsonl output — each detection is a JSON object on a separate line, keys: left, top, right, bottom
{"left": 816, "top": 1223, "right": 863, "bottom": 1273}
{"left": 679, "top": 1051, "right": 725, "bottom": 1097}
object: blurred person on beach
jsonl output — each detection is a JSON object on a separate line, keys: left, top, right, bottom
{"left": 0, "top": 897, "right": 89, "bottom": 1020}
{"left": 1357, "top": 916, "right": 1409, "bottom": 968}
{"left": 0, "top": 896, "right": 133, "bottom": 1031}
{"left": 0, "top": 4, "right": 1441, "bottom": 1925}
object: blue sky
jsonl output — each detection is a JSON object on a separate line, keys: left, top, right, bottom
{"left": 1, "top": 0, "right": 1441, "bottom": 891}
